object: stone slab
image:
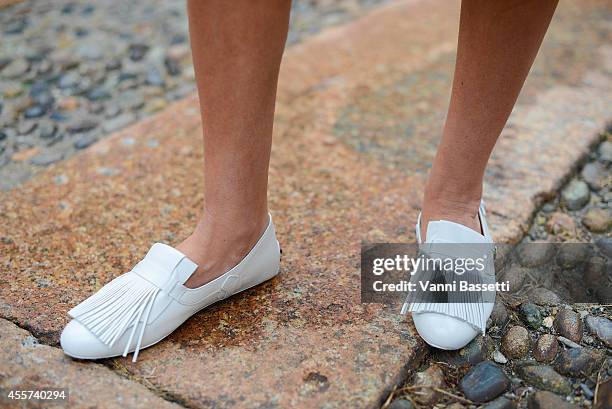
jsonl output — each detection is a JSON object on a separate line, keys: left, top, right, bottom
{"left": 0, "top": 318, "right": 181, "bottom": 409}
{"left": 0, "top": 0, "right": 610, "bottom": 408}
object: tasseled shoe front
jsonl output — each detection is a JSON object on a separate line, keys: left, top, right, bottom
{"left": 61, "top": 214, "right": 281, "bottom": 361}
{"left": 402, "top": 200, "right": 496, "bottom": 349}
{"left": 68, "top": 272, "right": 161, "bottom": 362}
{"left": 63, "top": 242, "right": 199, "bottom": 362}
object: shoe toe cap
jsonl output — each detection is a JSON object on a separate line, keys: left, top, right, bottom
{"left": 412, "top": 312, "right": 479, "bottom": 350}
{"left": 60, "top": 320, "right": 111, "bottom": 359}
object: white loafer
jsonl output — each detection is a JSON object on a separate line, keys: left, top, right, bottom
{"left": 401, "top": 200, "right": 495, "bottom": 350}
{"left": 61, "top": 214, "right": 280, "bottom": 361}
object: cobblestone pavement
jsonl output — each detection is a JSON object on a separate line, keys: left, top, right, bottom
{"left": 0, "top": 0, "right": 388, "bottom": 190}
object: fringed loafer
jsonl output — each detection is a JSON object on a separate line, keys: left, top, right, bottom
{"left": 401, "top": 200, "right": 496, "bottom": 350}
{"left": 61, "top": 214, "right": 281, "bottom": 361}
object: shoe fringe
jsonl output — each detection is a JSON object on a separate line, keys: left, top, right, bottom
{"left": 400, "top": 247, "right": 495, "bottom": 334}
{"left": 68, "top": 273, "right": 160, "bottom": 362}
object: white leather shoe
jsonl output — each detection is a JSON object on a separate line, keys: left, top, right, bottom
{"left": 61, "top": 214, "right": 280, "bottom": 361}
{"left": 401, "top": 200, "right": 495, "bottom": 350}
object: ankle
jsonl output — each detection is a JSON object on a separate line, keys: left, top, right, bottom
{"left": 421, "top": 181, "right": 483, "bottom": 240}
{"left": 423, "top": 194, "right": 480, "bottom": 220}
{"left": 177, "top": 210, "right": 269, "bottom": 288}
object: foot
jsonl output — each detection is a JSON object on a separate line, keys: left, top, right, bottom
{"left": 61, "top": 214, "right": 280, "bottom": 361}
{"left": 177, "top": 211, "right": 269, "bottom": 288}
{"left": 419, "top": 196, "right": 482, "bottom": 241}
{"left": 403, "top": 199, "right": 495, "bottom": 350}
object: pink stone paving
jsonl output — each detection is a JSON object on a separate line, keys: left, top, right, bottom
{"left": 0, "top": 0, "right": 610, "bottom": 407}
{"left": 0, "top": 319, "right": 182, "bottom": 409}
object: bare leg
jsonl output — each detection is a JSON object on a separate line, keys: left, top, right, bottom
{"left": 178, "top": 0, "right": 291, "bottom": 288}
{"left": 421, "top": 0, "right": 558, "bottom": 240}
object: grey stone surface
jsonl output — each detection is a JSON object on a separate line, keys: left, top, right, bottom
{"left": 387, "top": 399, "right": 415, "bottom": 409}
{"left": 561, "top": 180, "right": 590, "bottom": 210}
{"left": 434, "top": 335, "right": 494, "bottom": 367}
{"left": 554, "top": 347, "right": 605, "bottom": 377}
{"left": 585, "top": 316, "right": 612, "bottom": 347}
{"left": 515, "top": 364, "right": 572, "bottom": 396}
{"left": 459, "top": 361, "right": 509, "bottom": 403}
{"left": 599, "top": 141, "right": 612, "bottom": 162}
{"left": 30, "top": 151, "right": 63, "bottom": 166}
{"left": 557, "top": 336, "right": 582, "bottom": 349}
{"left": 520, "top": 303, "right": 543, "bottom": 330}
{"left": 595, "top": 238, "right": 612, "bottom": 258}
{"left": 67, "top": 118, "right": 99, "bottom": 134}
{"left": 1, "top": 58, "right": 29, "bottom": 79}
{"left": 103, "top": 113, "right": 137, "bottom": 134}
{"left": 528, "top": 391, "right": 578, "bottom": 409}
{"left": 482, "top": 396, "right": 516, "bottom": 409}
{"left": 461, "top": 335, "right": 495, "bottom": 365}
{"left": 73, "top": 134, "right": 98, "bottom": 150}
{"left": 581, "top": 162, "right": 607, "bottom": 190}
{"left": 493, "top": 350, "right": 508, "bottom": 364}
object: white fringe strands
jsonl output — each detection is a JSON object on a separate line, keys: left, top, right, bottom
{"left": 400, "top": 243, "right": 495, "bottom": 333}
{"left": 68, "top": 273, "right": 160, "bottom": 362}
